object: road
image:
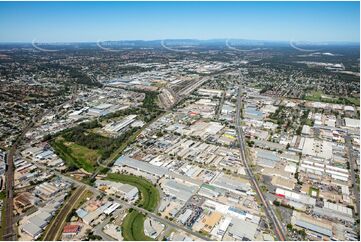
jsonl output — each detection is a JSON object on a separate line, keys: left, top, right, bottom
{"left": 32, "top": 163, "right": 209, "bottom": 241}
{"left": 42, "top": 186, "right": 87, "bottom": 241}
{"left": 93, "top": 208, "right": 131, "bottom": 241}
{"left": 345, "top": 135, "right": 360, "bottom": 218}
{"left": 235, "top": 82, "right": 287, "bottom": 241}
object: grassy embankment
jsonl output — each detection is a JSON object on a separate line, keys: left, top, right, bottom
{"left": 105, "top": 173, "right": 160, "bottom": 241}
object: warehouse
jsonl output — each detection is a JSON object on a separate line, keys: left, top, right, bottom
{"left": 292, "top": 211, "right": 333, "bottom": 238}
{"left": 21, "top": 223, "right": 43, "bottom": 239}
{"left": 313, "top": 201, "right": 354, "bottom": 223}
{"left": 210, "top": 173, "right": 251, "bottom": 196}
{"left": 302, "top": 138, "right": 333, "bottom": 159}
{"left": 82, "top": 202, "right": 112, "bottom": 225}
{"left": 103, "top": 115, "right": 137, "bottom": 134}
{"left": 275, "top": 188, "right": 316, "bottom": 206}
{"left": 178, "top": 209, "right": 193, "bottom": 224}
{"left": 162, "top": 179, "right": 198, "bottom": 202}
{"left": 344, "top": 118, "right": 359, "bottom": 128}
{"left": 114, "top": 156, "right": 167, "bottom": 178}
{"left": 104, "top": 203, "right": 121, "bottom": 215}
{"left": 255, "top": 148, "right": 280, "bottom": 168}
{"left": 226, "top": 217, "right": 258, "bottom": 240}
{"left": 95, "top": 180, "right": 139, "bottom": 201}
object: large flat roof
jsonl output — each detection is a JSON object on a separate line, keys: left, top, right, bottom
{"left": 114, "top": 156, "right": 167, "bottom": 177}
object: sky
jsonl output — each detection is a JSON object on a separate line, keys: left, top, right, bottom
{"left": 0, "top": 1, "right": 359, "bottom": 43}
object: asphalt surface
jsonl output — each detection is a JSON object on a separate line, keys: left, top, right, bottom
{"left": 33, "top": 163, "right": 210, "bottom": 241}
{"left": 235, "top": 82, "right": 287, "bottom": 241}
{"left": 93, "top": 213, "right": 118, "bottom": 241}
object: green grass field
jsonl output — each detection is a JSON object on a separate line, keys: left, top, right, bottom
{"left": 122, "top": 210, "right": 153, "bottom": 241}
{"left": 346, "top": 97, "right": 360, "bottom": 106}
{"left": 64, "top": 141, "right": 100, "bottom": 165}
{"left": 51, "top": 138, "right": 100, "bottom": 172}
{"left": 304, "top": 91, "right": 360, "bottom": 106}
{"left": 105, "top": 173, "right": 159, "bottom": 241}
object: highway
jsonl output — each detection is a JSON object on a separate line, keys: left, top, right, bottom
{"left": 235, "top": 82, "right": 287, "bottom": 241}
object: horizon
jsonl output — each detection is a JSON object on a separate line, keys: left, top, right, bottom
{"left": 0, "top": 39, "right": 360, "bottom": 44}
{"left": 0, "top": 1, "right": 359, "bottom": 43}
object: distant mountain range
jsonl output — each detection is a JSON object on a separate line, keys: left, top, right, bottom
{"left": 0, "top": 39, "right": 359, "bottom": 49}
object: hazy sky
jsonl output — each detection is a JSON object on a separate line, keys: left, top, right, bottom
{"left": 0, "top": 1, "right": 359, "bottom": 43}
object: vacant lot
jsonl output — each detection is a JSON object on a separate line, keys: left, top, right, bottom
{"left": 51, "top": 137, "right": 99, "bottom": 172}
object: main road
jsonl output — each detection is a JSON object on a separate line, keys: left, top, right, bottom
{"left": 32, "top": 162, "right": 210, "bottom": 241}
{"left": 235, "top": 82, "right": 287, "bottom": 241}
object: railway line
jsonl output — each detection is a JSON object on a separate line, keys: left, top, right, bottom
{"left": 235, "top": 82, "right": 287, "bottom": 241}
{"left": 42, "top": 186, "right": 87, "bottom": 241}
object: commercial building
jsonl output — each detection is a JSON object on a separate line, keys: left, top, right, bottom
{"left": 114, "top": 156, "right": 167, "bottom": 178}
{"left": 95, "top": 180, "right": 138, "bottom": 201}
{"left": 275, "top": 188, "right": 316, "bottom": 206}
{"left": 292, "top": 211, "right": 333, "bottom": 238}
{"left": 103, "top": 115, "right": 137, "bottom": 134}
{"left": 162, "top": 179, "right": 198, "bottom": 202}
{"left": 210, "top": 173, "right": 251, "bottom": 196}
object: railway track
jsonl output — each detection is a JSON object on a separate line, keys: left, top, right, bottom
{"left": 42, "top": 186, "right": 86, "bottom": 241}
{"left": 236, "top": 82, "right": 287, "bottom": 241}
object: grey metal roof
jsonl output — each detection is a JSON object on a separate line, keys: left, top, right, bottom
{"left": 22, "top": 223, "right": 42, "bottom": 237}
{"left": 295, "top": 219, "right": 332, "bottom": 237}
{"left": 114, "top": 156, "right": 167, "bottom": 177}
{"left": 228, "top": 218, "right": 258, "bottom": 240}
{"left": 28, "top": 215, "right": 48, "bottom": 228}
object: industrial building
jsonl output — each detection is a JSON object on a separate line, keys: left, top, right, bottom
{"left": 114, "top": 156, "right": 167, "bottom": 178}
{"left": 162, "top": 179, "right": 198, "bottom": 202}
{"left": 95, "top": 180, "right": 138, "bottom": 201}
{"left": 292, "top": 211, "right": 333, "bottom": 238}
